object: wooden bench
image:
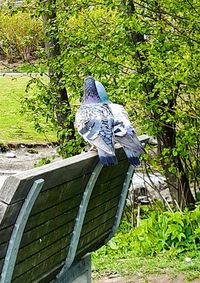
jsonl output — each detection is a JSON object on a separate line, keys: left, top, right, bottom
{"left": 0, "top": 137, "right": 148, "bottom": 283}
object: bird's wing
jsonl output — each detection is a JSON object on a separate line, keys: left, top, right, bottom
{"left": 108, "top": 103, "right": 143, "bottom": 153}
{"left": 75, "top": 103, "right": 115, "bottom": 155}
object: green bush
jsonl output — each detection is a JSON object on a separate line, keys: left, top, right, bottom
{"left": 95, "top": 206, "right": 200, "bottom": 259}
{"left": 0, "top": 11, "right": 43, "bottom": 62}
{"left": 131, "top": 207, "right": 200, "bottom": 256}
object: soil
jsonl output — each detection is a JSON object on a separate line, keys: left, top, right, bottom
{"left": 94, "top": 274, "right": 200, "bottom": 283}
{"left": 0, "top": 144, "right": 61, "bottom": 176}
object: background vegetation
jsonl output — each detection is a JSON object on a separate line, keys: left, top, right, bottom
{"left": 0, "top": 0, "right": 200, "bottom": 280}
{"left": 0, "top": 76, "right": 55, "bottom": 143}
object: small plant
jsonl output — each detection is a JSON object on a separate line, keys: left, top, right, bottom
{"left": 34, "top": 156, "right": 55, "bottom": 167}
{"left": 27, "top": 148, "right": 39, "bottom": 154}
{"left": 0, "top": 142, "right": 9, "bottom": 152}
{"left": 0, "top": 11, "right": 43, "bottom": 62}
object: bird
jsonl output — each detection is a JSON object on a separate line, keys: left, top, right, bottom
{"left": 95, "top": 80, "right": 144, "bottom": 167}
{"left": 75, "top": 76, "right": 118, "bottom": 166}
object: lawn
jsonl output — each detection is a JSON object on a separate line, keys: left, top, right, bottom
{"left": 0, "top": 76, "right": 56, "bottom": 143}
{"left": 93, "top": 252, "right": 200, "bottom": 282}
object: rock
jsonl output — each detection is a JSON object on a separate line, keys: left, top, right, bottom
{"left": 5, "top": 152, "right": 16, "bottom": 158}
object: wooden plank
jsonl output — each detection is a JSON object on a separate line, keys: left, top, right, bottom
{"left": 80, "top": 217, "right": 115, "bottom": 248}
{"left": 95, "top": 159, "right": 129, "bottom": 184}
{"left": 34, "top": 264, "right": 62, "bottom": 283}
{"left": 0, "top": 242, "right": 8, "bottom": 260}
{"left": 19, "top": 205, "right": 79, "bottom": 249}
{"left": 0, "top": 202, "right": 7, "bottom": 225}
{"left": 12, "top": 248, "right": 66, "bottom": 283}
{"left": 81, "top": 205, "right": 118, "bottom": 237}
{"left": 0, "top": 226, "right": 13, "bottom": 244}
{"left": 12, "top": 249, "right": 66, "bottom": 283}
{"left": 40, "top": 172, "right": 91, "bottom": 193}
{"left": 17, "top": 220, "right": 73, "bottom": 263}
{"left": 0, "top": 201, "right": 22, "bottom": 230}
{"left": 76, "top": 217, "right": 115, "bottom": 257}
{"left": 89, "top": 172, "right": 126, "bottom": 201}
{"left": 0, "top": 258, "right": 4, "bottom": 274}
{"left": 12, "top": 245, "right": 67, "bottom": 283}
{"left": 84, "top": 195, "right": 120, "bottom": 225}
{"left": 88, "top": 187, "right": 122, "bottom": 214}
{"left": 88, "top": 180, "right": 125, "bottom": 210}
{"left": 13, "top": 234, "right": 68, "bottom": 279}
{"left": 76, "top": 230, "right": 110, "bottom": 260}
{"left": 29, "top": 175, "right": 89, "bottom": 216}
{"left": 0, "top": 152, "right": 99, "bottom": 204}
{"left": 24, "top": 193, "right": 83, "bottom": 232}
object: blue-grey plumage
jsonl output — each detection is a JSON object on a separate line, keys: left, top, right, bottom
{"left": 75, "top": 77, "right": 117, "bottom": 166}
{"left": 95, "top": 80, "right": 144, "bottom": 167}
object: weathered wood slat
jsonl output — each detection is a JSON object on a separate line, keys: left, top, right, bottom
{"left": 17, "top": 222, "right": 72, "bottom": 264}
{"left": 90, "top": 172, "right": 126, "bottom": 197}
{"left": 0, "top": 201, "right": 23, "bottom": 230}
{"left": 29, "top": 176, "right": 89, "bottom": 216}
{"left": 12, "top": 249, "right": 66, "bottom": 283}
{"left": 88, "top": 182, "right": 124, "bottom": 211}
{"left": 80, "top": 205, "right": 118, "bottom": 238}
{"left": 95, "top": 160, "right": 129, "bottom": 184}
{"left": 76, "top": 217, "right": 115, "bottom": 258}
{"left": 19, "top": 206, "right": 78, "bottom": 249}
{"left": 13, "top": 236, "right": 68, "bottom": 279}
{"left": 0, "top": 186, "right": 121, "bottom": 260}
{"left": 76, "top": 230, "right": 110, "bottom": 260}
{"left": 0, "top": 152, "right": 100, "bottom": 204}
{"left": 84, "top": 195, "right": 119, "bottom": 225}
{"left": 0, "top": 226, "right": 13, "bottom": 244}
{"left": 24, "top": 192, "right": 83, "bottom": 232}
{"left": 0, "top": 258, "right": 4, "bottom": 274}
{"left": 0, "top": 242, "right": 8, "bottom": 260}
{"left": 0, "top": 202, "right": 7, "bottom": 225}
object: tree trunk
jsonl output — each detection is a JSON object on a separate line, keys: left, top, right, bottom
{"left": 43, "top": 1, "right": 76, "bottom": 147}
{"left": 122, "top": 0, "right": 195, "bottom": 207}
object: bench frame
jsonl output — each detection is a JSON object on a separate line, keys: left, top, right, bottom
{"left": 0, "top": 135, "right": 149, "bottom": 283}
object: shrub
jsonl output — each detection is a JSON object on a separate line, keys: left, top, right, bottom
{"left": 0, "top": 11, "right": 43, "bottom": 62}
{"left": 95, "top": 206, "right": 200, "bottom": 259}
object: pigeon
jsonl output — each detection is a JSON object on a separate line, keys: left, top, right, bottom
{"left": 95, "top": 80, "right": 144, "bottom": 167}
{"left": 75, "top": 77, "right": 117, "bottom": 166}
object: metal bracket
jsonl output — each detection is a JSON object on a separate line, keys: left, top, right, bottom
{"left": 0, "top": 179, "right": 44, "bottom": 283}
{"left": 56, "top": 162, "right": 103, "bottom": 283}
{"left": 104, "top": 165, "right": 135, "bottom": 243}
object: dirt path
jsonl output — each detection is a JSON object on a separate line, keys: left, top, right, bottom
{"left": 0, "top": 145, "right": 60, "bottom": 176}
{"left": 94, "top": 274, "right": 200, "bottom": 283}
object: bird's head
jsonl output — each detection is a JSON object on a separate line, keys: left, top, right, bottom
{"left": 95, "top": 80, "right": 109, "bottom": 103}
{"left": 83, "top": 76, "right": 101, "bottom": 104}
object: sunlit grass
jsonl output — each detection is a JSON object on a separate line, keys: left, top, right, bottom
{"left": 92, "top": 245, "right": 200, "bottom": 282}
{"left": 0, "top": 76, "right": 56, "bottom": 143}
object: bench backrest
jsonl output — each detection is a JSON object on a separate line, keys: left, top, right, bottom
{"left": 0, "top": 147, "right": 134, "bottom": 283}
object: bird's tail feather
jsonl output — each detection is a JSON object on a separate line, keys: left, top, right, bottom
{"left": 123, "top": 147, "right": 141, "bottom": 167}
{"left": 97, "top": 149, "right": 118, "bottom": 166}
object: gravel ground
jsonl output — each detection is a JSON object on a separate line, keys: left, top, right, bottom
{"left": 94, "top": 274, "right": 200, "bottom": 283}
{"left": 0, "top": 145, "right": 61, "bottom": 177}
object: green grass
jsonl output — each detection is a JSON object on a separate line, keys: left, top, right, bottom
{"left": 0, "top": 76, "right": 56, "bottom": 143}
{"left": 92, "top": 246, "right": 200, "bottom": 282}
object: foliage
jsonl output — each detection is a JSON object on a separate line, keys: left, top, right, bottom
{"left": 0, "top": 142, "right": 9, "bottom": 152}
{"left": 17, "top": 62, "right": 47, "bottom": 73}
{"left": 3, "top": 0, "right": 199, "bottom": 204}
{"left": 93, "top": 208, "right": 200, "bottom": 280}
{"left": 0, "top": 9, "right": 43, "bottom": 62}
{"left": 34, "top": 156, "right": 54, "bottom": 167}
{"left": 95, "top": 206, "right": 200, "bottom": 259}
